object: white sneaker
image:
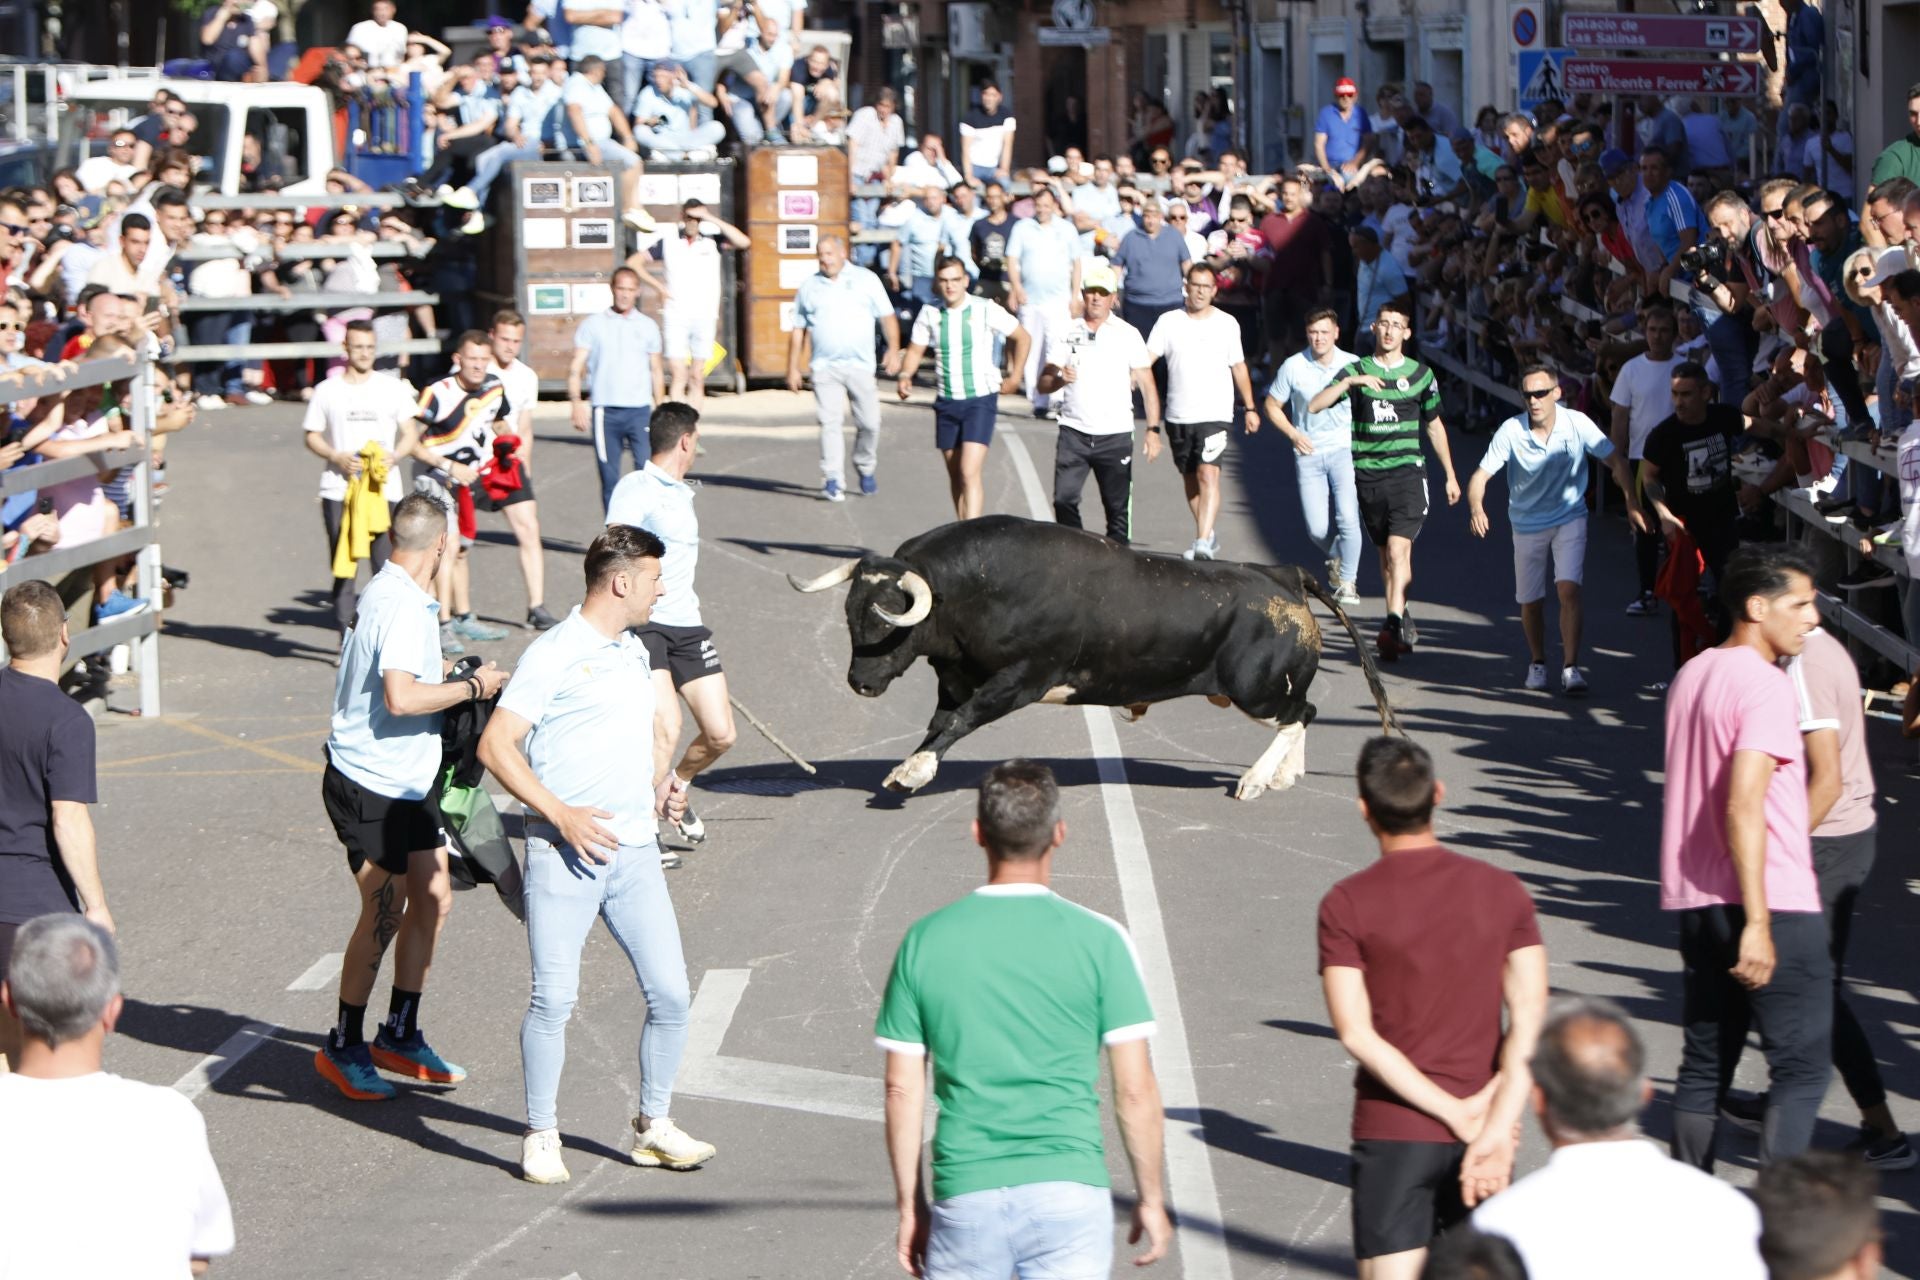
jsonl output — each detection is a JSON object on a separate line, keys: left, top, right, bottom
{"left": 622, "top": 206, "right": 658, "bottom": 234}
{"left": 460, "top": 209, "right": 487, "bottom": 236}
{"left": 521, "top": 1128, "right": 571, "bottom": 1184}
{"left": 1524, "top": 662, "right": 1549, "bottom": 691}
{"left": 1561, "top": 666, "right": 1590, "bottom": 697}
{"left": 242, "top": 389, "right": 274, "bottom": 405}
{"left": 1332, "top": 582, "right": 1361, "bottom": 608}
{"left": 195, "top": 393, "right": 226, "bottom": 411}
{"left": 1324, "top": 557, "right": 1342, "bottom": 589}
{"left": 631, "top": 1116, "right": 716, "bottom": 1169}
{"left": 436, "top": 184, "right": 480, "bottom": 211}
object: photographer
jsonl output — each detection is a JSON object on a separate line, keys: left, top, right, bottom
{"left": 1688, "top": 191, "right": 1760, "bottom": 408}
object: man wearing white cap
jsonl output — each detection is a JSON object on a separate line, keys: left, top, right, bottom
{"left": 1036, "top": 261, "right": 1161, "bottom": 544}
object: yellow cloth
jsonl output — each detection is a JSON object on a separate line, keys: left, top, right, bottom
{"left": 331, "top": 442, "right": 392, "bottom": 580}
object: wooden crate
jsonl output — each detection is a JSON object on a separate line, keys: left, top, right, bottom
{"left": 739, "top": 146, "right": 851, "bottom": 380}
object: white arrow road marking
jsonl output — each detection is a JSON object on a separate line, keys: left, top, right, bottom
{"left": 677, "top": 969, "right": 887, "bottom": 1124}
{"left": 173, "top": 1022, "right": 279, "bottom": 1101}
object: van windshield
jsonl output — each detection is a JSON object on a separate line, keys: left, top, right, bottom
{"left": 58, "top": 99, "right": 228, "bottom": 187}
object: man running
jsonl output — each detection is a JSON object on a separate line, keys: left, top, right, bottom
{"left": 316, "top": 494, "right": 507, "bottom": 1101}
{"left": 626, "top": 199, "right": 751, "bottom": 412}
{"left": 303, "top": 320, "right": 422, "bottom": 634}
{"left": 896, "top": 254, "right": 1029, "bottom": 520}
{"left": 414, "top": 331, "right": 514, "bottom": 657}
{"left": 485, "top": 309, "right": 559, "bottom": 631}
{"left": 478, "top": 524, "right": 715, "bottom": 1184}
{"left": 1308, "top": 301, "right": 1460, "bottom": 660}
{"left": 570, "top": 266, "right": 666, "bottom": 512}
{"left": 1036, "top": 262, "right": 1160, "bottom": 544}
{"left": 1467, "top": 365, "right": 1644, "bottom": 695}
{"left": 606, "top": 403, "right": 736, "bottom": 856}
{"left": 788, "top": 233, "right": 901, "bottom": 502}
{"left": 1145, "top": 262, "right": 1259, "bottom": 560}
{"left": 1266, "top": 308, "right": 1362, "bottom": 605}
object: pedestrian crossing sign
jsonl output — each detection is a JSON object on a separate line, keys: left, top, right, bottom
{"left": 1517, "top": 49, "right": 1569, "bottom": 110}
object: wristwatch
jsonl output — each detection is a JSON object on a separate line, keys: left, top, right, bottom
{"left": 1146, "top": 424, "right": 1162, "bottom": 433}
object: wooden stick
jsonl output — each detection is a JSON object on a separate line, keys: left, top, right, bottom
{"left": 728, "top": 694, "right": 817, "bottom": 775}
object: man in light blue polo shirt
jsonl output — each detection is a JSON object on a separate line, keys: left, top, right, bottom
{"left": 788, "top": 233, "right": 903, "bottom": 500}
{"left": 889, "top": 185, "right": 976, "bottom": 315}
{"left": 1004, "top": 185, "right": 1084, "bottom": 416}
{"left": 1266, "top": 308, "right": 1362, "bottom": 605}
{"left": 1467, "top": 366, "right": 1647, "bottom": 696}
{"left": 569, "top": 266, "right": 665, "bottom": 511}
{"left": 478, "top": 523, "right": 715, "bottom": 1186}
{"left": 317, "top": 493, "right": 507, "bottom": 1103}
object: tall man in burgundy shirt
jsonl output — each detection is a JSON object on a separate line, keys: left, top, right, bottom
{"left": 1661, "top": 544, "right": 1831, "bottom": 1170}
{"left": 1259, "top": 172, "right": 1334, "bottom": 366}
{"left": 1318, "top": 737, "right": 1548, "bottom": 1280}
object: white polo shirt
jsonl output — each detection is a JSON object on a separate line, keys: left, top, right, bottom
{"left": 606, "top": 461, "right": 702, "bottom": 628}
{"left": 1470, "top": 1139, "right": 1765, "bottom": 1280}
{"left": 1042, "top": 314, "right": 1153, "bottom": 438}
{"left": 328, "top": 562, "right": 444, "bottom": 800}
{"left": 487, "top": 357, "right": 540, "bottom": 434}
{"left": 499, "top": 607, "right": 659, "bottom": 847}
{"left": 1146, "top": 306, "right": 1245, "bottom": 426}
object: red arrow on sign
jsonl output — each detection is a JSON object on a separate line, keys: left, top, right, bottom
{"left": 1560, "top": 58, "right": 1759, "bottom": 97}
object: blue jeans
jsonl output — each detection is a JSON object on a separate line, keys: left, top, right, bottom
{"left": 468, "top": 140, "right": 543, "bottom": 206}
{"left": 1297, "top": 443, "right": 1361, "bottom": 587}
{"left": 622, "top": 55, "right": 661, "bottom": 116}
{"left": 969, "top": 163, "right": 999, "bottom": 183}
{"left": 634, "top": 118, "right": 728, "bottom": 158}
{"left": 521, "top": 831, "right": 690, "bottom": 1131}
{"left": 1697, "top": 307, "right": 1753, "bottom": 410}
{"left": 679, "top": 50, "right": 718, "bottom": 121}
{"left": 593, "top": 404, "right": 652, "bottom": 511}
{"left": 924, "top": 1181, "right": 1113, "bottom": 1280}
{"left": 728, "top": 88, "right": 793, "bottom": 146}
{"left": 187, "top": 311, "right": 253, "bottom": 395}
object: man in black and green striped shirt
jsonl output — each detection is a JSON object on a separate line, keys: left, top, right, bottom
{"left": 1306, "top": 301, "right": 1461, "bottom": 660}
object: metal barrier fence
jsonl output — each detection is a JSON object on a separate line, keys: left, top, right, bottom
{"left": 0, "top": 351, "right": 163, "bottom": 714}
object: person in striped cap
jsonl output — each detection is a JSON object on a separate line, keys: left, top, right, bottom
{"left": 897, "top": 255, "right": 1031, "bottom": 520}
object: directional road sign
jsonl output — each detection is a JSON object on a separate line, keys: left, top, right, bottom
{"left": 1560, "top": 58, "right": 1761, "bottom": 98}
{"left": 1562, "top": 13, "right": 1764, "bottom": 52}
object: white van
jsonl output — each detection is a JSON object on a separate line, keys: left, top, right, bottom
{"left": 54, "top": 78, "right": 338, "bottom": 195}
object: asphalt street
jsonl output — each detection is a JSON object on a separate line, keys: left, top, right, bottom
{"left": 70, "top": 381, "right": 1920, "bottom": 1280}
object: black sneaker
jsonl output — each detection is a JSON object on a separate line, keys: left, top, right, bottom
{"left": 1837, "top": 563, "right": 1897, "bottom": 591}
{"left": 1720, "top": 1092, "right": 1765, "bottom": 1134}
{"left": 1625, "top": 591, "right": 1659, "bottom": 616}
{"left": 527, "top": 605, "right": 560, "bottom": 630}
{"left": 1849, "top": 1131, "right": 1920, "bottom": 1171}
{"left": 1814, "top": 493, "right": 1855, "bottom": 518}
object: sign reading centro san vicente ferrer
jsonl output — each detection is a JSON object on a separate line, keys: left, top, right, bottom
{"left": 1560, "top": 58, "right": 1759, "bottom": 97}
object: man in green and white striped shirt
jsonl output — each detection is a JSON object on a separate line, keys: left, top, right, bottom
{"left": 898, "top": 255, "right": 1031, "bottom": 520}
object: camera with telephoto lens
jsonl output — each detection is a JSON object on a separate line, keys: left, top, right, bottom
{"left": 1676, "top": 238, "right": 1729, "bottom": 279}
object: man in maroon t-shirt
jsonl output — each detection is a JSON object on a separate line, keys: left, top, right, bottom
{"left": 1259, "top": 172, "right": 1334, "bottom": 365}
{"left": 1318, "top": 737, "right": 1548, "bottom": 1280}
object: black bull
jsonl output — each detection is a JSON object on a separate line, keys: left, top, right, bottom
{"left": 788, "top": 515, "right": 1399, "bottom": 799}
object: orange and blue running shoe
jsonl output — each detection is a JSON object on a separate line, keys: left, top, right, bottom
{"left": 370, "top": 1029, "right": 468, "bottom": 1084}
{"left": 314, "top": 1042, "right": 398, "bottom": 1101}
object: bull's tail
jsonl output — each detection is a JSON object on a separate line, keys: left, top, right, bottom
{"left": 1301, "top": 573, "right": 1404, "bottom": 737}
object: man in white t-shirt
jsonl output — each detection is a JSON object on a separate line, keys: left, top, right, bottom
{"left": 1607, "top": 301, "right": 1680, "bottom": 615}
{"left": 304, "top": 320, "right": 423, "bottom": 634}
{"left": 0, "top": 915, "right": 235, "bottom": 1277}
{"left": 1037, "top": 262, "right": 1160, "bottom": 544}
{"left": 74, "top": 129, "right": 141, "bottom": 194}
{"left": 346, "top": 0, "right": 409, "bottom": 69}
{"left": 486, "top": 310, "right": 559, "bottom": 631}
{"left": 1146, "top": 262, "right": 1259, "bottom": 560}
{"left": 627, "top": 200, "right": 751, "bottom": 411}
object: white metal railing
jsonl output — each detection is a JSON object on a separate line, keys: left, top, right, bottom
{"left": 3, "top": 62, "right": 164, "bottom": 145}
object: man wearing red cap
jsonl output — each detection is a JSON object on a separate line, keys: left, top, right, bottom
{"left": 1315, "top": 78, "right": 1376, "bottom": 192}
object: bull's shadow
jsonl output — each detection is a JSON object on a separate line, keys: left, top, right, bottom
{"left": 698, "top": 755, "right": 1242, "bottom": 806}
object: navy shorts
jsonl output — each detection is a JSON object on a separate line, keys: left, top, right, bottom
{"left": 934, "top": 395, "right": 997, "bottom": 451}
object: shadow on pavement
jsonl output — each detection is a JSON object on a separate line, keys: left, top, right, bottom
{"left": 721, "top": 536, "right": 874, "bottom": 560}
{"left": 1180, "top": 1107, "right": 1347, "bottom": 1186}
{"left": 162, "top": 619, "right": 337, "bottom": 664}
{"left": 698, "top": 755, "right": 1242, "bottom": 806}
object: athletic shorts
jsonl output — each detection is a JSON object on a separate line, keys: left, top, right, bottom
{"left": 322, "top": 760, "right": 446, "bottom": 877}
{"left": 1350, "top": 1138, "right": 1468, "bottom": 1259}
{"left": 662, "top": 304, "right": 720, "bottom": 363}
{"left": 934, "top": 395, "right": 997, "bottom": 451}
{"left": 474, "top": 468, "right": 537, "bottom": 513}
{"left": 1165, "top": 420, "right": 1229, "bottom": 474}
{"left": 1513, "top": 517, "right": 1587, "bottom": 603}
{"left": 1356, "top": 470, "right": 1428, "bottom": 544}
{"left": 638, "top": 622, "right": 723, "bottom": 689}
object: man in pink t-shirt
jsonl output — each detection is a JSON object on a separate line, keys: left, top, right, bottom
{"left": 1662, "top": 544, "right": 1830, "bottom": 1173}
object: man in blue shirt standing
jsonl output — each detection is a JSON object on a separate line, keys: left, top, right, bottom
{"left": 1467, "top": 366, "right": 1644, "bottom": 696}
{"left": 1266, "top": 308, "right": 1363, "bottom": 606}
{"left": 1640, "top": 146, "right": 1705, "bottom": 295}
{"left": 1314, "top": 77, "right": 1375, "bottom": 192}
{"left": 888, "top": 185, "right": 975, "bottom": 314}
{"left": 789, "top": 234, "right": 903, "bottom": 501}
{"left": 479, "top": 523, "right": 715, "bottom": 1185}
{"left": 316, "top": 493, "right": 508, "bottom": 1102}
{"left": 569, "top": 267, "right": 666, "bottom": 512}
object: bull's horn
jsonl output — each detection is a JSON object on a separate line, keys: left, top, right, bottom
{"left": 788, "top": 559, "right": 860, "bottom": 593}
{"left": 871, "top": 570, "right": 933, "bottom": 627}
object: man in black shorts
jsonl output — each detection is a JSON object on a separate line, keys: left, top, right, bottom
{"left": 0, "top": 581, "right": 114, "bottom": 1070}
{"left": 1307, "top": 302, "right": 1461, "bottom": 660}
{"left": 316, "top": 494, "right": 506, "bottom": 1101}
{"left": 606, "top": 402, "right": 736, "bottom": 858}
{"left": 1319, "top": 738, "right": 1548, "bottom": 1279}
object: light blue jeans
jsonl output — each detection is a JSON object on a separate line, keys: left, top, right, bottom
{"left": 622, "top": 55, "right": 661, "bottom": 116}
{"left": 467, "top": 140, "right": 543, "bottom": 206}
{"left": 728, "top": 87, "right": 793, "bottom": 146}
{"left": 634, "top": 118, "right": 728, "bottom": 158}
{"left": 925, "top": 1181, "right": 1113, "bottom": 1280}
{"left": 680, "top": 50, "right": 719, "bottom": 121}
{"left": 521, "top": 830, "right": 690, "bottom": 1131}
{"left": 1297, "top": 443, "right": 1361, "bottom": 588}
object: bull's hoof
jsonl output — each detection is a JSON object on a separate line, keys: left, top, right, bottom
{"left": 1235, "top": 767, "right": 1298, "bottom": 800}
{"left": 883, "top": 751, "right": 940, "bottom": 793}
{"left": 1234, "top": 779, "right": 1268, "bottom": 801}
{"left": 1119, "top": 703, "right": 1151, "bottom": 723}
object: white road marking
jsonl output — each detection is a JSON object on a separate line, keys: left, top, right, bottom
{"left": 442, "top": 1161, "right": 615, "bottom": 1280}
{"left": 678, "top": 969, "right": 886, "bottom": 1124}
{"left": 286, "top": 953, "right": 342, "bottom": 991}
{"left": 172, "top": 1021, "right": 279, "bottom": 1101}
{"left": 1000, "top": 426, "right": 1234, "bottom": 1279}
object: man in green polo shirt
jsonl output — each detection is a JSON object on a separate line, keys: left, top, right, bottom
{"left": 1870, "top": 83, "right": 1920, "bottom": 187}
{"left": 1307, "top": 300, "right": 1461, "bottom": 661}
{"left": 876, "top": 760, "right": 1171, "bottom": 1277}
